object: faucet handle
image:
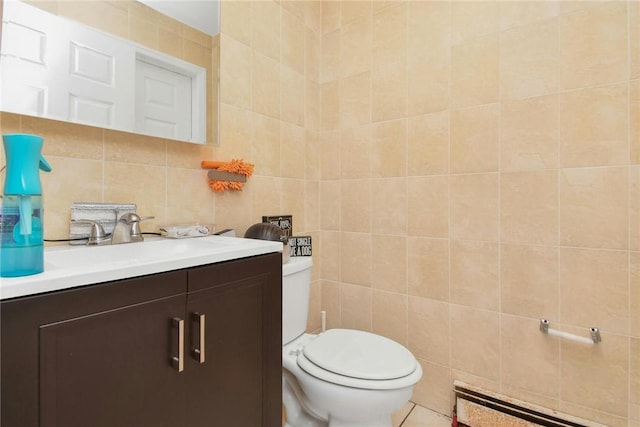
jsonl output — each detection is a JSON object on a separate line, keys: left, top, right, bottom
{"left": 71, "top": 219, "right": 109, "bottom": 246}
{"left": 118, "top": 212, "right": 138, "bottom": 224}
{"left": 119, "top": 213, "right": 154, "bottom": 224}
{"left": 121, "top": 213, "right": 155, "bottom": 241}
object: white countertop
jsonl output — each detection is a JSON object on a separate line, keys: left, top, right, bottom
{"left": 0, "top": 236, "right": 283, "bottom": 300}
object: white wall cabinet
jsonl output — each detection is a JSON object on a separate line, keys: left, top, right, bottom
{"left": 0, "top": 1, "right": 206, "bottom": 144}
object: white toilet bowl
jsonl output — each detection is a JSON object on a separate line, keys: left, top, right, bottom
{"left": 281, "top": 258, "right": 423, "bottom": 427}
{"left": 282, "top": 331, "right": 423, "bottom": 427}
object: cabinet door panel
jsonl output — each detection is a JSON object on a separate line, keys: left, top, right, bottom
{"left": 39, "top": 295, "right": 187, "bottom": 427}
{"left": 186, "top": 253, "right": 282, "bottom": 427}
{"left": 186, "top": 280, "right": 264, "bottom": 427}
{"left": 1, "top": 270, "right": 186, "bottom": 427}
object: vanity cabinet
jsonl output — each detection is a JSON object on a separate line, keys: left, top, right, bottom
{"left": 1, "top": 253, "right": 282, "bottom": 427}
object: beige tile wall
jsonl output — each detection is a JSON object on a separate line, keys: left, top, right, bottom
{"left": 317, "top": 1, "right": 639, "bottom": 426}
{"left": 0, "top": 0, "right": 219, "bottom": 237}
{"left": 216, "top": 0, "right": 322, "bottom": 330}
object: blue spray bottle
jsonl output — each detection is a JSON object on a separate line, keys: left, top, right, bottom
{"left": 1, "top": 134, "right": 52, "bottom": 277}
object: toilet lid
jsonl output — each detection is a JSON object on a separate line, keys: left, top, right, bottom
{"left": 301, "top": 329, "right": 417, "bottom": 380}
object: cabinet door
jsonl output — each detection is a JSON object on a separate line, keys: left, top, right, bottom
{"left": 1, "top": 270, "right": 187, "bottom": 427}
{"left": 186, "top": 254, "right": 282, "bottom": 427}
{"left": 39, "top": 294, "right": 188, "bottom": 427}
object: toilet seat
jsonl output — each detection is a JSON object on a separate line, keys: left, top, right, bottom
{"left": 296, "top": 329, "right": 420, "bottom": 390}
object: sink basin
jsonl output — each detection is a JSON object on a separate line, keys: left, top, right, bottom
{"left": 46, "top": 239, "right": 178, "bottom": 269}
{"left": 45, "top": 237, "right": 242, "bottom": 270}
{"left": 1, "top": 236, "right": 283, "bottom": 300}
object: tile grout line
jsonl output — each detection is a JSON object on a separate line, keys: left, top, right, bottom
{"left": 626, "top": 2, "right": 632, "bottom": 425}
{"left": 398, "top": 402, "right": 416, "bottom": 427}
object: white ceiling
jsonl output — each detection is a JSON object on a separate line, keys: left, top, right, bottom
{"left": 138, "top": 0, "right": 220, "bottom": 36}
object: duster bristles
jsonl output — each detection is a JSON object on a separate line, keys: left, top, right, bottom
{"left": 203, "top": 158, "right": 254, "bottom": 192}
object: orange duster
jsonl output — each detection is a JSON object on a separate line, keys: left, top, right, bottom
{"left": 201, "top": 159, "right": 254, "bottom": 192}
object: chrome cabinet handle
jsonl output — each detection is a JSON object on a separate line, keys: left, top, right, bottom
{"left": 191, "top": 312, "right": 205, "bottom": 364}
{"left": 171, "top": 317, "right": 184, "bottom": 372}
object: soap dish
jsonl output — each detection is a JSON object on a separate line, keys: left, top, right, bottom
{"left": 160, "top": 224, "right": 213, "bottom": 239}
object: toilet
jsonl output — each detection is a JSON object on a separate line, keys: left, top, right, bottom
{"left": 282, "top": 257, "right": 423, "bottom": 427}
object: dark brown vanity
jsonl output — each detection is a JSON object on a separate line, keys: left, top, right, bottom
{"left": 1, "top": 253, "right": 282, "bottom": 427}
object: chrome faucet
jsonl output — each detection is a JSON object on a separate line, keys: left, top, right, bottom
{"left": 111, "top": 212, "right": 154, "bottom": 244}
{"left": 73, "top": 211, "right": 154, "bottom": 245}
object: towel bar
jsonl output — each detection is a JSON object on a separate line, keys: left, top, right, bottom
{"left": 539, "top": 319, "right": 601, "bottom": 344}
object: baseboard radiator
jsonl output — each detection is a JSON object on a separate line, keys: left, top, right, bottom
{"left": 454, "top": 381, "right": 607, "bottom": 427}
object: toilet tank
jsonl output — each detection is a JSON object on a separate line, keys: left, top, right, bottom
{"left": 282, "top": 256, "right": 313, "bottom": 345}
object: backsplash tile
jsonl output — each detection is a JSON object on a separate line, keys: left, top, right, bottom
{"left": 251, "top": 0, "right": 280, "bottom": 63}
{"left": 501, "top": 315, "right": 560, "bottom": 398}
{"left": 340, "top": 232, "right": 372, "bottom": 286}
{"left": 560, "top": 331, "right": 629, "bottom": 418}
{"left": 372, "top": 290, "right": 408, "bottom": 346}
{"left": 500, "top": 94, "right": 558, "bottom": 172}
{"left": 340, "top": 179, "right": 371, "bottom": 233}
{"left": 559, "top": 247, "right": 629, "bottom": 335}
{"left": 407, "top": 111, "right": 449, "bottom": 176}
{"left": 340, "top": 16, "right": 371, "bottom": 80}
{"left": 450, "top": 240, "right": 499, "bottom": 311}
{"left": 499, "top": 19, "right": 558, "bottom": 101}
{"left": 407, "top": 175, "right": 449, "bottom": 238}
{"left": 450, "top": 104, "right": 499, "bottom": 173}
{"left": 407, "top": 1, "right": 450, "bottom": 116}
{"left": 372, "top": 178, "right": 407, "bottom": 235}
{"left": 500, "top": 170, "right": 558, "bottom": 245}
{"left": 450, "top": 34, "right": 499, "bottom": 108}
{"left": 450, "top": 305, "right": 500, "bottom": 382}
{"left": 372, "top": 119, "right": 407, "bottom": 178}
{"left": 559, "top": 166, "right": 629, "bottom": 249}
{"left": 407, "top": 237, "right": 449, "bottom": 302}
{"left": 558, "top": 1, "right": 628, "bottom": 91}
{"left": 450, "top": 173, "right": 499, "bottom": 242}
{"left": 559, "top": 83, "right": 629, "bottom": 168}
{"left": 340, "top": 283, "right": 372, "bottom": 331}
{"left": 372, "top": 234, "right": 407, "bottom": 294}
{"left": 25, "top": 116, "right": 103, "bottom": 160}
{"left": 408, "top": 296, "right": 450, "bottom": 366}
{"left": 340, "top": 126, "right": 372, "bottom": 179}
{"left": 501, "top": 243, "right": 559, "bottom": 320}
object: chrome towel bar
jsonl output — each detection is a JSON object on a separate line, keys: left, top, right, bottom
{"left": 539, "top": 319, "right": 601, "bottom": 344}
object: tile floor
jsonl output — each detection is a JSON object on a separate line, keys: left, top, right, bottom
{"left": 283, "top": 402, "right": 451, "bottom": 426}
{"left": 392, "top": 403, "right": 452, "bottom": 427}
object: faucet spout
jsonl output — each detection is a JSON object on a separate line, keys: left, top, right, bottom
{"left": 111, "top": 212, "right": 155, "bottom": 244}
{"left": 111, "top": 218, "right": 133, "bottom": 244}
